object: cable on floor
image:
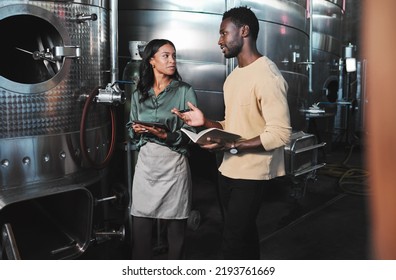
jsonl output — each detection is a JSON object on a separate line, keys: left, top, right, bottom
{"left": 318, "top": 144, "right": 369, "bottom": 196}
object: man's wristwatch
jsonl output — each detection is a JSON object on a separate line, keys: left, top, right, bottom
{"left": 229, "top": 142, "right": 238, "bottom": 155}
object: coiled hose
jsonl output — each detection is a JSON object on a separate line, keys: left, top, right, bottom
{"left": 318, "top": 144, "right": 369, "bottom": 195}
{"left": 80, "top": 86, "right": 116, "bottom": 169}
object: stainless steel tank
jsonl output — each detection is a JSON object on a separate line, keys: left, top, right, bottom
{"left": 118, "top": 1, "right": 311, "bottom": 248}
{"left": 118, "top": 0, "right": 309, "bottom": 132}
{"left": 309, "top": 0, "right": 344, "bottom": 148}
{"left": 246, "top": 0, "right": 309, "bottom": 131}
{"left": 0, "top": 0, "right": 115, "bottom": 259}
{"left": 117, "top": 0, "right": 311, "bottom": 207}
{"left": 311, "top": 0, "right": 343, "bottom": 104}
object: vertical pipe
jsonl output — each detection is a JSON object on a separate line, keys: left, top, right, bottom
{"left": 110, "top": 0, "right": 119, "bottom": 85}
{"left": 308, "top": 0, "right": 313, "bottom": 95}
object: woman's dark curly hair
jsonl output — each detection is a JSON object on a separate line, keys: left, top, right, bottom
{"left": 222, "top": 6, "right": 259, "bottom": 41}
{"left": 137, "top": 39, "right": 182, "bottom": 102}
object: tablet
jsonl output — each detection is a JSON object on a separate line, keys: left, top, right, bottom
{"left": 132, "top": 120, "right": 168, "bottom": 130}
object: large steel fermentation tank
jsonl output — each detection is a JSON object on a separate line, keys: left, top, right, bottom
{"left": 118, "top": 0, "right": 309, "bottom": 137}
{"left": 311, "top": 0, "right": 343, "bottom": 104}
{"left": 118, "top": 0, "right": 310, "bottom": 199}
{"left": 309, "top": 0, "right": 344, "bottom": 147}
{"left": 0, "top": 0, "right": 119, "bottom": 259}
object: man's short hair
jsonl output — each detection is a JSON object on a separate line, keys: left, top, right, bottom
{"left": 222, "top": 6, "right": 259, "bottom": 41}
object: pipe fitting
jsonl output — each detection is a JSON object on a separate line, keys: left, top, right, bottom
{"left": 96, "top": 83, "right": 126, "bottom": 105}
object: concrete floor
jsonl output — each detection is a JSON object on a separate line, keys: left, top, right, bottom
{"left": 182, "top": 143, "right": 369, "bottom": 260}
{"left": 78, "top": 140, "right": 370, "bottom": 260}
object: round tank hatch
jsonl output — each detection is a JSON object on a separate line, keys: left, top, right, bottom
{"left": 0, "top": 4, "right": 71, "bottom": 94}
{"left": 323, "top": 76, "right": 339, "bottom": 103}
{"left": 0, "top": 15, "right": 63, "bottom": 83}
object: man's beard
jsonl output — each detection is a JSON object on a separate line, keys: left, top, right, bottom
{"left": 224, "top": 43, "right": 242, "bottom": 58}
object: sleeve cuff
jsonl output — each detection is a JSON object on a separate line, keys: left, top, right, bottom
{"left": 165, "top": 131, "right": 178, "bottom": 144}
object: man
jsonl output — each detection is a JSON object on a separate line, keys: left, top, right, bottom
{"left": 173, "top": 6, "right": 291, "bottom": 259}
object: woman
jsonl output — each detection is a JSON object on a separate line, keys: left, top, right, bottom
{"left": 127, "top": 39, "right": 198, "bottom": 259}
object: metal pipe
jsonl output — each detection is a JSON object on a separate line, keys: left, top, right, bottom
{"left": 95, "top": 226, "right": 125, "bottom": 241}
{"left": 95, "top": 195, "right": 117, "bottom": 203}
{"left": 1, "top": 224, "right": 21, "bottom": 260}
{"left": 308, "top": 0, "right": 313, "bottom": 94}
{"left": 101, "top": 0, "right": 124, "bottom": 105}
{"left": 110, "top": 0, "right": 119, "bottom": 87}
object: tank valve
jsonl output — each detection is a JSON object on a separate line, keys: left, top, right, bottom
{"left": 96, "top": 83, "right": 126, "bottom": 105}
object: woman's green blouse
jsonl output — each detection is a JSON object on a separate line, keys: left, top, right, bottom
{"left": 127, "top": 80, "right": 198, "bottom": 155}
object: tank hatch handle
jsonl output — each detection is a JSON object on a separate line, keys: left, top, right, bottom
{"left": 15, "top": 46, "right": 81, "bottom": 63}
{"left": 53, "top": 46, "right": 81, "bottom": 60}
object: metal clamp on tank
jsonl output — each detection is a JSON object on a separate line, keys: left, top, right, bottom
{"left": 52, "top": 46, "right": 81, "bottom": 60}
{"left": 96, "top": 83, "right": 126, "bottom": 105}
{"left": 75, "top": 13, "right": 98, "bottom": 23}
{"left": 94, "top": 225, "right": 125, "bottom": 243}
{"left": 298, "top": 60, "right": 315, "bottom": 71}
